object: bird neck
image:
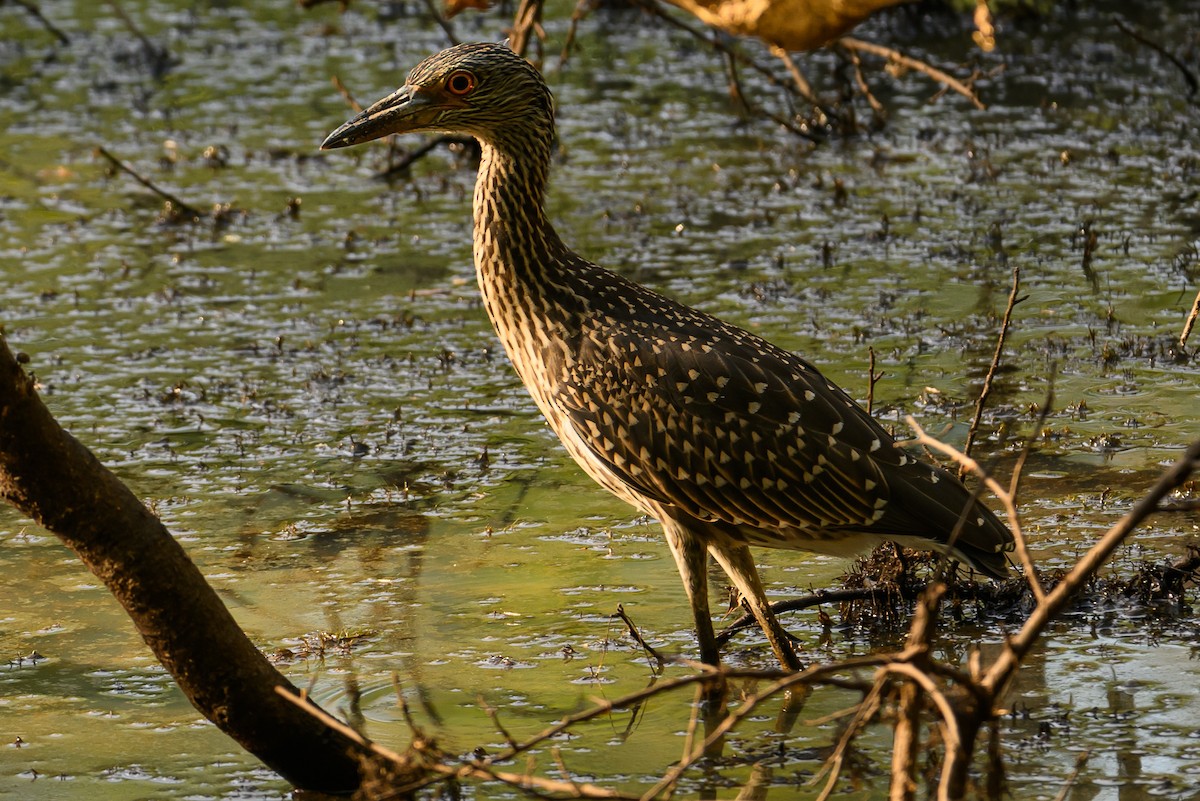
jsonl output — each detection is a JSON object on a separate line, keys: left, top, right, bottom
{"left": 472, "top": 139, "right": 562, "bottom": 273}
{"left": 471, "top": 137, "right": 584, "bottom": 401}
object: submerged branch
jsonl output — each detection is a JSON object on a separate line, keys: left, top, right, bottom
{"left": 95, "top": 145, "right": 204, "bottom": 220}
{"left": 10, "top": 0, "right": 71, "bottom": 44}
{"left": 1113, "top": 16, "right": 1198, "bottom": 96}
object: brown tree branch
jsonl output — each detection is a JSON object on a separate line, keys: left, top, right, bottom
{"left": 0, "top": 336, "right": 369, "bottom": 792}
{"left": 838, "top": 37, "right": 986, "bottom": 110}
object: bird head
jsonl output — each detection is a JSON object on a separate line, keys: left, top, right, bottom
{"left": 321, "top": 42, "right": 554, "bottom": 151}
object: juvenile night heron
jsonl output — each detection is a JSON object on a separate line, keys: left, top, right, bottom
{"left": 322, "top": 42, "right": 1013, "bottom": 670}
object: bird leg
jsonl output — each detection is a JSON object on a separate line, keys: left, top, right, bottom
{"left": 660, "top": 519, "right": 722, "bottom": 668}
{"left": 708, "top": 542, "right": 804, "bottom": 672}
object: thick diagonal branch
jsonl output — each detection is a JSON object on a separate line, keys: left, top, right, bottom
{"left": 0, "top": 335, "right": 368, "bottom": 793}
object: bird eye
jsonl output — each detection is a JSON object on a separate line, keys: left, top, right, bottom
{"left": 445, "top": 70, "right": 476, "bottom": 96}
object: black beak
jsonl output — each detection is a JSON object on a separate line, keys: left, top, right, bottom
{"left": 321, "top": 85, "right": 428, "bottom": 150}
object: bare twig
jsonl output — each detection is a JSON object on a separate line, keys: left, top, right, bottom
{"left": 630, "top": 0, "right": 812, "bottom": 102}
{"left": 866, "top": 346, "right": 884, "bottom": 416}
{"left": 716, "top": 585, "right": 893, "bottom": 645}
{"left": 889, "top": 678, "right": 920, "bottom": 801}
{"left": 845, "top": 46, "right": 886, "bottom": 120}
{"left": 961, "top": 265, "right": 1025, "bottom": 471}
{"left": 662, "top": 684, "right": 706, "bottom": 799}
{"left": 558, "top": 0, "right": 594, "bottom": 67}
{"left": 980, "top": 437, "right": 1200, "bottom": 694}
{"left": 1113, "top": 16, "right": 1197, "bottom": 96}
{"left": 391, "top": 673, "right": 427, "bottom": 739}
{"left": 509, "top": 0, "right": 546, "bottom": 58}
{"left": 613, "top": 604, "right": 666, "bottom": 668}
{"left": 909, "top": 418, "right": 1045, "bottom": 601}
{"left": 1051, "top": 751, "right": 1091, "bottom": 801}
{"left": 1178, "top": 287, "right": 1200, "bottom": 351}
{"left": 10, "top": 0, "right": 71, "bottom": 44}
{"left": 478, "top": 695, "right": 520, "bottom": 751}
{"left": 94, "top": 145, "right": 204, "bottom": 220}
{"left": 278, "top": 687, "right": 634, "bottom": 799}
{"left": 376, "top": 135, "right": 473, "bottom": 179}
{"left": 814, "top": 679, "right": 884, "bottom": 800}
{"left": 422, "top": 0, "right": 460, "bottom": 46}
{"left": 330, "top": 74, "right": 363, "bottom": 112}
{"left": 770, "top": 46, "right": 819, "bottom": 106}
{"left": 838, "top": 37, "right": 986, "bottom": 110}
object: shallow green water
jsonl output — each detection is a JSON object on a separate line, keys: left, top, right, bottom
{"left": 1, "top": 1, "right": 1198, "bottom": 799}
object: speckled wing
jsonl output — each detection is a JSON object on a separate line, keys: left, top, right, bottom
{"left": 554, "top": 304, "right": 1013, "bottom": 577}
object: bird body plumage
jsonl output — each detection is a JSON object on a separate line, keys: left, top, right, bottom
{"left": 323, "top": 42, "right": 1014, "bottom": 670}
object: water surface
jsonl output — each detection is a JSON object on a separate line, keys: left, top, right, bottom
{"left": 1, "top": 1, "right": 1198, "bottom": 798}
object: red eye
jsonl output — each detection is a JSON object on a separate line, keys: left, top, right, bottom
{"left": 445, "top": 70, "right": 476, "bottom": 96}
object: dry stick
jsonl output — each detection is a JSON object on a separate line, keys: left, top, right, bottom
{"left": 909, "top": 418, "right": 1045, "bottom": 602}
{"left": 479, "top": 695, "right": 521, "bottom": 751}
{"left": 11, "top": 0, "right": 71, "bottom": 44}
{"left": 391, "top": 673, "right": 428, "bottom": 738}
{"left": 485, "top": 666, "right": 746, "bottom": 766}
{"left": 551, "top": 747, "right": 585, "bottom": 797}
{"left": 912, "top": 438, "right": 1200, "bottom": 798}
{"left": 888, "top": 584, "right": 941, "bottom": 801}
{"left": 838, "top": 37, "right": 986, "bottom": 110}
{"left": 595, "top": 658, "right": 905, "bottom": 800}
{"left": 866, "top": 346, "right": 883, "bottom": 416}
{"left": 1051, "top": 751, "right": 1091, "bottom": 801}
{"left": 377, "top": 135, "right": 472, "bottom": 179}
{"left": 814, "top": 681, "right": 885, "bottom": 801}
{"left": 715, "top": 585, "right": 891, "bottom": 644}
{"left": 613, "top": 604, "right": 666, "bottom": 668}
{"left": 719, "top": 43, "right": 817, "bottom": 140}
{"left": 846, "top": 46, "right": 886, "bottom": 118}
{"left": 889, "top": 678, "right": 920, "bottom": 801}
{"left": 509, "top": 0, "right": 546, "bottom": 58}
{"left": 660, "top": 684, "right": 706, "bottom": 801}
{"left": 980, "top": 436, "right": 1200, "bottom": 694}
{"left": 1113, "top": 16, "right": 1198, "bottom": 96}
{"left": 331, "top": 74, "right": 363, "bottom": 112}
{"left": 648, "top": 642, "right": 964, "bottom": 801}
{"left": 642, "top": 669, "right": 820, "bottom": 801}
{"left": 95, "top": 145, "right": 204, "bottom": 219}
{"left": 961, "top": 265, "right": 1025, "bottom": 473}
{"left": 278, "top": 688, "right": 634, "bottom": 800}
{"left": 1179, "top": 287, "right": 1200, "bottom": 351}
{"left": 421, "top": 0, "right": 460, "bottom": 47}
{"left": 723, "top": 49, "right": 754, "bottom": 118}
{"left": 884, "top": 662, "right": 963, "bottom": 801}
{"left": 770, "top": 46, "right": 820, "bottom": 107}
{"left": 630, "top": 0, "right": 805, "bottom": 101}
{"left": 558, "top": 0, "right": 593, "bottom": 67}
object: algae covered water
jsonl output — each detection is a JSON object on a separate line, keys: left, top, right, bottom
{"left": 1, "top": 1, "right": 1198, "bottom": 798}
